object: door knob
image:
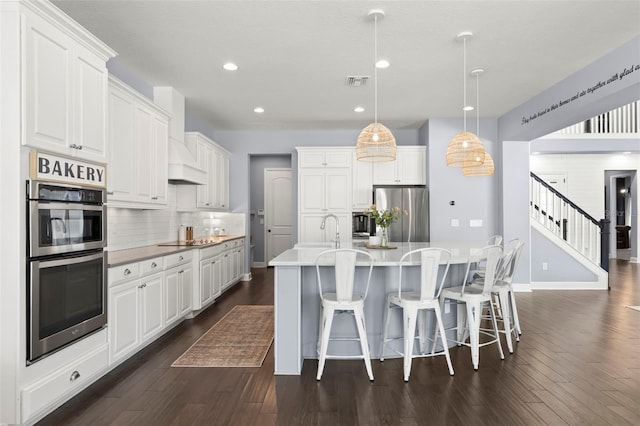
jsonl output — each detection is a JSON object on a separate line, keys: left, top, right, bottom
{"left": 268, "top": 229, "right": 271, "bottom": 233}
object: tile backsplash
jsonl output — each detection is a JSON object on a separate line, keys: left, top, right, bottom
{"left": 107, "top": 185, "right": 246, "bottom": 251}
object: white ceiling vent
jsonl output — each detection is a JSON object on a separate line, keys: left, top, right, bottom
{"left": 345, "top": 76, "right": 369, "bottom": 87}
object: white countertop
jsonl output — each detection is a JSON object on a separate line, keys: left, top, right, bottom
{"left": 269, "top": 241, "right": 486, "bottom": 267}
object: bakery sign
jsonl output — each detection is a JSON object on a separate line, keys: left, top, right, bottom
{"left": 30, "top": 150, "right": 106, "bottom": 188}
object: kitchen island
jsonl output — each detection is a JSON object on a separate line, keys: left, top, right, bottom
{"left": 269, "top": 241, "right": 486, "bottom": 375}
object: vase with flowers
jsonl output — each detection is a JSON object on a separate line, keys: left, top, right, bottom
{"left": 363, "top": 204, "right": 408, "bottom": 247}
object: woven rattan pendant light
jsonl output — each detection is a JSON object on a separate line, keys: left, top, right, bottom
{"left": 356, "top": 9, "right": 396, "bottom": 162}
{"left": 446, "top": 32, "right": 484, "bottom": 167}
{"left": 464, "top": 68, "right": 494, "bottom": 176}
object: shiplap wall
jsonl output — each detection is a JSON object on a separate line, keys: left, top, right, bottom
{"left": 530, "top": 153, "right": 640, "bottom": 220}
{"left": 107, "top": 185, "right": 245, "bottom": 251}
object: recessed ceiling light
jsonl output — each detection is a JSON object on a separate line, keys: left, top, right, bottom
{"left": 253, "top": 107, "right": 264, "bottom": 113}
{"left": 354, "top": 106, "right": 365, "bottom": 113}
{"left": 222, "top": 62, "right": 238, "bottom": 71}
{"left": 375, "top": 59, "right": 390, "bottom": 69}
{"left": 463, "top": 105, "right": 474, "bottom": 111}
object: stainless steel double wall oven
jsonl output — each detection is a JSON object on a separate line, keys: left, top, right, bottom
{"left": 27, "top": 180, "right": 107, "bottom": 363}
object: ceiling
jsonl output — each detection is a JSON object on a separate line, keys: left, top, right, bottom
{"left": 53, "top": 1, "right": 640, "bottom": 131}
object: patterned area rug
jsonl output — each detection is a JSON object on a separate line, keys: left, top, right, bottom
{"left": 626, "top": 305, "right": 640, "bottom": 312}
{"left": 172, "top": 305, "right": 274, "bottom": 368}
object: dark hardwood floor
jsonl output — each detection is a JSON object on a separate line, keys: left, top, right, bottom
{"left": 39, "top": 261, "right": 640, "bottom": 425}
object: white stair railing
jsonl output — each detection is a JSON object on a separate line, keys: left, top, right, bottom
{"left": 556, "top": 101, "right": 639, "bottom": 134}
{"left": 530, "top": 172, "right": 607, "bottom": 268}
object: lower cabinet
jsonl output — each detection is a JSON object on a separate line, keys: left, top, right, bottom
{"left": 108, "top": 251, "right": 193, "bottom": 366}
{"left": 165, "top": 264, "right": 193, "bottom": 327}
{"left": 192, "top": 238, "right": 246, "bottom": 311}
{"left": 109, "top": 271, "right": 164, "bottom": 365}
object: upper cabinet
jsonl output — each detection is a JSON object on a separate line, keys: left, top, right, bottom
{"left": 21, "top": 2, "right": 116, "bottom": 163}
{"left": 299, "top": 149, "right": 351, "bottom": 168}
{"left": 107, "top": 77, "right": 169, "bottom": 208}
{"left": 373, "top": 146, "right": 426, "bottom": 185}
{"left": 176, "top": 132, "right": 230, "bottom": 211}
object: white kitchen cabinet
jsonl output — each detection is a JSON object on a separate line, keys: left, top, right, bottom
{"left": 139, "top": 273, "right": 164, "bottom": 344}
{"left": 179, "top": 267, "right": 193, "bottom": 317}
{"left": 297, "top": 148, "right": 352, "bottom": 244}
{"left": 109, "top": 279, "right": 140, "bottom": 364}
{"left": 299, "top": 148, "right": 352, "bottom": 168}
{"left": 352, "top": 155, "right": 374, "bottom": 210}
{"left": 177, "top": 132, "right": 230, "bottom": 211}
{"left": 199, "top": 258, "right": 214, "bottom": 307}
{"left": 109, "top": 270, "right": 162, "bottom": 365}
{"left": 373, "top": 147, "right": 426, "bottom": 185}
{"left": 299, "top": 169, "right": 351, "bottom": 212}
{"left": 107, "top": 84, "right": 135, "bottom": 201}
{"left": 107, "top": 76, "right": 169, "bottom": 208}
{"left": 21, "top": 5, "right": 115, "bottom": 163}
{"left": 163, "top": 251, "right": 192, "bottom": 326}
{"left": 213, "top": 148, "right": 230, "bottom": 209}
{"left": 299, "top": 213, "right": 350, "bottom": 245}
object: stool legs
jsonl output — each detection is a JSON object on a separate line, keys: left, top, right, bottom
{"left": 403, "top": 306, "right": 418, "bottom": 382}
{"left": 353, "top": 305, "right": 374, "bottom": 381}
{"left": 316, "top": 306, "right": 334, "bottom": 380}
{"left": 317, "top": 304, "right": 373, "bottom": 381}
{"left": 496, "top": 289, "right": 514, "bottom": 354}
{"left": 433, "top": 306, "right": 454, "bottom": 376}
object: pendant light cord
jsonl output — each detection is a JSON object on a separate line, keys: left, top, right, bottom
{"left": 462, "top": 37, "right": 467, "bottom": 132}
{"left": 374, "top": 14, "right": 378, "bottom": 124}
{"left": 476, "top": 71, "right": 480, "bottom": 138}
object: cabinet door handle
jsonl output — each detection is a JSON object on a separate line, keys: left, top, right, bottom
{"left": 179, "top": 255, "right": 184, "bottom": 261}
{"left": 107, "top": 191, "right": 114, "bottom": 195}
{"left": 124, "top": 268, "right": 131, "bottom": 276}
{"left": 69, "top": 371, "right": 80, "bottom": 381}
{"left": 151, "top": 262, "right": 157, "bottom": 268}
{"left": 151, "top": 196, "right": 158, "bottom": 200}
{"left": 69, "top": 144, "right": 77, "bottom": 149}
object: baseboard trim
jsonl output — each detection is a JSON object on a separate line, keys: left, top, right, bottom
{"left": 630, "top": 257, "right": 638, "bottom": 263}
{"left": 252, "top": 262, "right": 267, "bottom": 268}
{"left": 242, "top": 272, "right": 252, "bottom": 281}
{"left": 531, "top": 281, "right": 607, "bottom": 290}
{"left": 512, "top": 283, "right": 532, "bottom": 292}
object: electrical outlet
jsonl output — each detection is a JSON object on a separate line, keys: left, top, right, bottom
{"left": 542, "top": 262, "right": 548, "bottom": 270}
{"left": 451, "top": 219, "right": 459, "bottom": 227}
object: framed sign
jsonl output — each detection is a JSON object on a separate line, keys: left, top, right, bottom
{"left": 29, "top": 150, "right": 106, "bottom": 188}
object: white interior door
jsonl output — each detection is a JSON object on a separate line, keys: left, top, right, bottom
{"left": 265, "top": 168, "right": 293, "bottom": 263}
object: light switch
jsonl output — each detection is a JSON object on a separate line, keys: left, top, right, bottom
{"left": 469, "top": 219, "right": 483, "bottom": 227}
{"left": 451, "top": 219, "right": 459, "bottom": 227}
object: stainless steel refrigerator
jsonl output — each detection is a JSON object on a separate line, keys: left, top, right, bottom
{"left": 373, "top": 185, "right": 429, "bottom": 242}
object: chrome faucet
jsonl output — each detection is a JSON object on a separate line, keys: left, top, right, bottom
{"left": 320, "top": 214, "right": 340, "bottom": 248}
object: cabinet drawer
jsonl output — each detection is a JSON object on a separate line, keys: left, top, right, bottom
{"left": 108, "top": 263, "right": 140, "bottom": 286}
{"left": 22, "top": 346, "right": 108, "bottom": 421}
{"left": 140, "top": 257, "right": 163, "bottom": 275}
{"left": 200, "top": 244, "right": 224, "bottom": 259}
{"left": 164, "top": 251, "right": 192, "bottom": 269}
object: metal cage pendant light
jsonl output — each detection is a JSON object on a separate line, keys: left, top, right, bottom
{"left": 356, "top": 9, "right": 396, "bottom": 162}
{"left": 464, "top": 68, "right": 494, "bottom": 176}
{"left": 446, "top": 32, "right": 484, "bottom": 167}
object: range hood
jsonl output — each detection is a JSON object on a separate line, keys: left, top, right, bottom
{"left": 153, "top": 87, "right": 206, "bottom": 185}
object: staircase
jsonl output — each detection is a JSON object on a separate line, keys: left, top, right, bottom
{"left": 555, "top": 101, "right": 639, "bottom": 134}
{"left": 530, "top": 172, "right": 609, "bottom": 272}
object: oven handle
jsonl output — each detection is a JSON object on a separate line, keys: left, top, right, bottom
{"left": 32, "top": 201, "right": 104, "bottom": 212}
{"left": 36, "top": 251, "right": 104, "bottom": 269}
